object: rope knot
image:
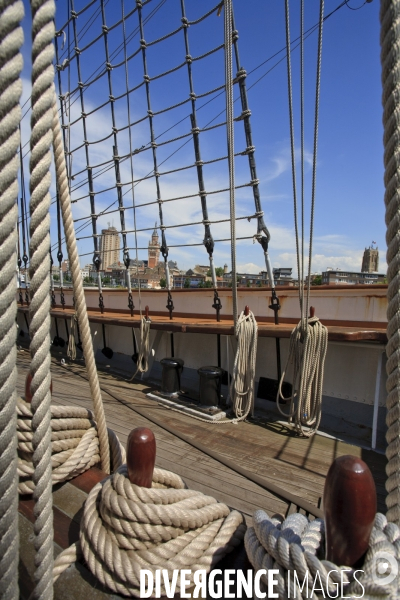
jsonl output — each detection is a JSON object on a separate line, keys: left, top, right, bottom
{"left": 189, "top": 91, "right": 196, "bottom": 100}
{"left": 106, "top": 63, "right": 112, "bottom": 72}
{"left": 143, "top": 74, "right": 150, "bottom": 83}
{"left": 242, "top": 145, "right": 255, "bottom": 155}
{"left": 195, "top": 159, "right": 204, "bottom": 166}
{"left": 186, "top": 54, "right": 193, "bottom": 64}
{"left": 181, "top": 16, "right": 189, "bottom": 27}
{"left": 191, "top": 126, "right": 200, "bottom": 134}
{"left": 140, "top": 38, "right": 147, "bottom": 48}
{"left": 232, "top": 30, "right": 239, "bottom": 42}
{"left": 102, "top": 25, "right": 109, "bottom": 33}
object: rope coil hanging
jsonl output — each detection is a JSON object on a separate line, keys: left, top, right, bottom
{"left": 230, "top": 309, "right": 258, "bottom": 421}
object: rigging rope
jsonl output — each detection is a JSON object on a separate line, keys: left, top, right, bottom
{"left": 224, "top": 0, "right": 237, "bottom": 327}
{"left": 128, "top": 316, "right": 152, "bottom": 381}
{"left": 230, "top": 310, "right": 258, "bottom": 421}
{"left": 380, "top": 0, "right": 400, "bottom": 526}
{"left": 0, "top": 1, "right": 24, "bottom": 597}
{"left": 277, "top": 0, "right": 328, "bottom": 438}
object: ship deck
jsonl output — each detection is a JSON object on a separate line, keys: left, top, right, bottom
{"left": 17, "top": 349, "right": 388, "bottom": 598}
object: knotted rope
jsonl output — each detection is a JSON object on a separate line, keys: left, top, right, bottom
{"left": 128, "top": 317, "right": 151, "bottom": 381}
{"left": 16, "top": 397, "right": 125, "bottom": 495}
{"left": 277, "top": 316, "right": 328, "bottom": 438}
{"left": 245, "top": 509, "right": 400, "bottom": 599}
{"left": 380, "top": 0, "right": 400, "bottom": 526}
{"left": 230, "top": 310, "right": 258, "bottom": 421}
{"left": 53, "top": 465, "right": 245, "bottom": 596}
{"left": 67, "top": 314, "right": 77, "bottom": 361}
{"left": 0, "top": 1, "right": 24, "bottom": 597}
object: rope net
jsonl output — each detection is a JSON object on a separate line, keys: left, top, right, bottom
{"left": 16, "top": 0, "right": 270, "bottom": 315}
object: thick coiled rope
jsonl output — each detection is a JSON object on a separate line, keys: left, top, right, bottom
{"left": 277, "top": 316, "right": 328, "bottom": 438}
{"left": 230, "top": 310, "right": 258, "bottom": 421}
{"left": 0, "top": 1, "right": 24, "bottom": 597}
{"left": 28, "top": 1, "right": 57, "bottom": 597}
{"left": 53, "top": 465, "right": 245, "bottom": 596}
{"left": 245, "top": 509, "right": 400, "bottom": 599}
{"left": 16, "top": 397, "right": 126, "bottom": 495}
{"left": 52, "top": 90, "right": 110, "bottom": 473}
{"left": 380, "top": 0, "right": 400, "bottom": 526}
{"left": 67, "top": 314, "right": 77, "bottom": 361}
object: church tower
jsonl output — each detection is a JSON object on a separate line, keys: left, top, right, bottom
{"left": 148, "top": 223, "right": 160, "bottom": 268}
{"left": 361, "top": 244, "right": 379, "bottom": 273}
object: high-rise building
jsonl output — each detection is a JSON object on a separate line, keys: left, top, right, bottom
{"left": 361, "top": 245, "right": 379, "bottom": 273}
{"left": 148, "top": 224, "right": 160, "bottom": 269}
{"left": 99, "top": 226, "right": 120, "bottom": 269}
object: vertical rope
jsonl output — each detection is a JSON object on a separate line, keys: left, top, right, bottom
{"left": 52, "top": 91, "right": 110, "bottom": 473}
{"left": 28, "top": 0, "right": 56, "bottom": 597}
{"left": 224, "top": 0, "right": 237, "bottom": 325}
{"left": 0, "top": 2, "right": 24, "bottom": 597}
{"left": 380, "top": 0, "right": 400, "bottom": 525}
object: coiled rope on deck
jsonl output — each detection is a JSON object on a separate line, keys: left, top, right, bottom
{"left": 16, "top": 397, "right": 125, "bottom": 495}
{"left": 245, "top": 510, "right": 400, "bottom": 599}
{"left": 54, "top": 464, "right": 245, "bottom": 597}
{"left": 128, "top": 317, "right": 151, "bottom": 381}
{"left": 0, "top": 1, "right": 24, "bottom": 597}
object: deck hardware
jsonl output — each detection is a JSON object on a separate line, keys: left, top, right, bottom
{"left": 127, "top": 291, "right": 134, "bottom": 316}
{"left": 212, "top": 290, "right": 222, "bottom": 322}
{"left": 127, "top": 427, "right": 155, "bottom": 488}
{"left": 324, "top": 455, "right": 377, "bottom": 567}
{"left": 131, "top": 327, "right": 138, "bottom": 363}
{"left": 166, "top": 290, "right": 174, "bottom": 320}
{"left": 160, "top": 357, "right": 184, "bottom": 397}
{"left": 101, "top": 323, "right": 113, "bottom": 359}
{"left": 53, "top": 318, "right": 65, "bottom": 347}
{"left": 198, "top": 366, "right": 224, "bottom": 407}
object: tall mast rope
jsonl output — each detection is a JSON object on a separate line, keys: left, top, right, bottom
{"left": 276, "top": 0, "right": 328, "bottom": 438}
{"left": 0, "top": 1, "right": 24, "bottom": 598}
{"left": 381, "top": 0, "right": 400, "bottom": 526}
{"left": 99, "top": 0, "right": 133, "bottom": 317}
{"left": 121, "top": 0, "right": 152, "bottom": 379}
{"left": 137, "top": 0, "right": 174, "bottom": 320}
{"left": 180, "top": 0, "right": 223, "bottom": 321}
{"left": 19, "top": 135, "right": 30, "bottom": 305}
{"left": 70, "top": 0, "right": 104, "bottom": 314}
{"left": 56, "top": 191, "right": 65, "bottom": 308}
{"left": 224, "top": 0, "right": 258, "bottom": 420}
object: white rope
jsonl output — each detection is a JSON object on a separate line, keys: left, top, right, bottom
{"left": 28, "top": 1, "right": 56, "bottom": 597}
{"left": 380, "top": 0, "right": 400, "bottom": 526}
{"left": 224, "top": 0, "right": 237, "bottom": 327}
{"left": 230, "top": 310, "right": 258, "bottom": 421}
{"left": 54, "top": 465, "right": 245, "bottom": 596}
{"left": 0, "top": 1, "right": 24, "bottom": 597}
{"left": 245, "top": 509, "right": 400, "bottom": 599}
{"left": 16, "top": 397, "right": 125, "bottom": 495}
{"left": 128, "top": 317, "right": 151, "bottom": 381}
{"left": 52, "top": 88, "right": 110, "bottom": 473}
{"left": 277, "top": 316, "right": 328, "bottom": 438}
{"left": 67, "top": 314, "right": 77, "bottom": 361}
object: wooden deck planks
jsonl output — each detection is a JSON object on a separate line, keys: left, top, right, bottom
{"left": 16, "top": 350, "right": 387, "bottom": 516}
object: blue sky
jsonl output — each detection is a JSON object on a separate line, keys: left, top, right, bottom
{"left": 19, "top": 0, "right": 385, "bottom": 275}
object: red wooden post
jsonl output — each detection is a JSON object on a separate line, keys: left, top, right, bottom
{"left": 244, "top": 305, "right": 250, "bottom": 316}
{"left": 323, "top": 455, "right": 377, "bottom": 567}
{"left": 24, "top": 371, "right": 52, "bottom": 403}
{"left": 309, "top": 306, "right": 315, "bottom": 318}
{"left": 145, "top": 305, "right": 149, "bottom": 320}
{"left": 127, "top": 427, "right": 156, "bottom": 488}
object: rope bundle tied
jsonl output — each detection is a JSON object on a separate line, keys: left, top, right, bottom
{"left": 230, "top": 309, "right": 258, "bottom": 421}
{"left": 245, "top": 509, "right": 400, "bottom": 599}
{"left": 55, "top": 465, "right": 245, "bottom": 596}
{"left": 277, "top": 316, "right": 328, "bottom": 437}
{"left": 16, "top": 397, "right": 125, "bottom": 494}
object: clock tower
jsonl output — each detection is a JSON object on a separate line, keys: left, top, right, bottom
{"left": 148, "top": 223, "right": 160, "bottom": 268}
